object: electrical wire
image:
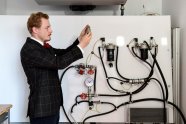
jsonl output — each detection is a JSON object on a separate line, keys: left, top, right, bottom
{"left": 117, "top": 98, "right": 186, "bottom": 124}
{"left": 80, "top": 105, "right": 101, "bottom": 122}
{"left": 72, "top": 90, "right": 185, "bottom": 123}
{"left": 61, "top": 105, "right": 72, "bottom": 124}
{"left": 116, "top": 46, "right": 155, "bottom": 81}
{"left": 121, "top": 83, "right": 132, "bottom": 91}
{"left": 71, "top": 100, "right": 89, "bottom": 113}
{"left": 98, "top": 93, "right": 129, "bottom": 97}
{"left": 59, "top": 40, "right": 184, "bottom": 124}
{"left": 85, "top": 53, "right": 93, "bottom": 66}
{"left": 108, "top": 77, "right": 129, "bottom": 83}
{"left": 84, "top": 77, "right": 167, "bottom": 123}
{"left": 98, "top": 47, "right": 151, "bottom": 95}
{"left": 98, "top": 47, "right": 125, "bottom": 92}
{"left": 68, "top": 68, "right": 184, "bottom": 124}
{"left": 144, "top": 41, "right": 169, "bottom": 100}
{"left": 85, "top": 39, "right": 103, "bottom": 66}
{"left": 149, "top": 78, "right": 166, "bottom": 124}
{"left": 99, "top": 46, "right": 146, "bottom": 93}
{"left": 60, "top": 65, "right": 75, "bottom": 84}
{"left": 83, "top": 102, "right": 117, "bottom": 124}
{"left": 69, "top": 111, "right": 78, "bottom": 124}
{"left": 75, "top": 95, "right": 81, "bottom": 103}
{"left": 108, "top": 77, "right": 132, "bottom": 91}
{"left": 80, "top": 109, "right": 90, "bottom": 122}
{"left": 130, "top": 41, "right": 167, "bottom": 124}
{"left": 131, "top": 46, "right": 152, "bottom": 68}
{"left": 60, "top": 65, "right": 75, "bottom": 124}
{"left": 98, "top": 81, "right": 148, "bottom": 97}
{"left": 131, "top": 46, "right": 156, "bottom": 80}
{"left": 115, "top": 46, "right": 130, "bottom": 80}
{"left": 94, "top": 67, "right": 97, "bottom": 93}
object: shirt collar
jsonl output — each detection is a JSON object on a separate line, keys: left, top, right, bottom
{"left": 30, "top": 37, "right": 44, "bottom": 46}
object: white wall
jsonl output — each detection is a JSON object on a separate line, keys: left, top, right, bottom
{"left": 162, "top": 0, "right": 186, "bottom": 121}
{"left": 5, "top": 0, "right": 162, "bottom": 15}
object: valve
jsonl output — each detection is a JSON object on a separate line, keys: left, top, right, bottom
{"left": 106, "top": 43, "right": 116, "bottom": 67}
{"left": 87, "top": 67, "right": 94, "bottom": 75}
{"left": 76, "top": 63, "right": 85, "bottom": 75}
{"left": 100, "top": 37, "right": 106, "bottom": 50}
{"left": 149, "top": 37, "right": 158, "bottom": 49}
{"left": 80, "top": 93, "right": 87, "bottom": 100}
{"left": 139, "top": 41, "right": 148, "bottom": 61}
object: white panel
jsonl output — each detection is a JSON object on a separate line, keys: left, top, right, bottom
{"left": 35, "top": 0, "right": 127, "bottom": 5}
{"left": 0, "top": 16, "right": 173, "bottom": 123}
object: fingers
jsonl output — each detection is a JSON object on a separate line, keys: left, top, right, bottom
{"left": 87, "top": 32, "right": 92, "bottom": 38}
{"left": 85, "top": 25, "right": 91, "bottom": 34}
{"left": 78, "top": 25, "right": 92, "bottom": 48}
{"left": 82, "top": 32, "right": 91, "bottom": 38}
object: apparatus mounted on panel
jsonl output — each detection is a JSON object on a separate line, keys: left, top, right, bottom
{"left": 127, "top": 37, "right": 158, "bottom": 61}
{"left": 106, "top": 43, "right": 116, "bottom": 67}
{"left": 99, "top": 37, "right": 117, "bottom": 68}
{"left": 59, "top": 36, "right": 186, "bottom": 124}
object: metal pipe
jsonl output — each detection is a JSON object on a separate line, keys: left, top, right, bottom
{"left": 172, "top": 27, "right": 181, "bottom": 124}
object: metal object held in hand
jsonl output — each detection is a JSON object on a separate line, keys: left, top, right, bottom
{"left": 85, "top": 25, "right": 91, "bottom": 34}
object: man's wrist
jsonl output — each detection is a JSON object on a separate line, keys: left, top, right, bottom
{"left": 77, "top": 45, "right": 84, "bottom": 54}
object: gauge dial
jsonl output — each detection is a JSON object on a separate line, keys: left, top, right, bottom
{"left": 84, "top": 77, "right": 94, "bottom": 87}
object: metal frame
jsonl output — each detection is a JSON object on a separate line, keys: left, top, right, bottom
{"left": 172, "top": 27, "right": 181, "bottom": 124}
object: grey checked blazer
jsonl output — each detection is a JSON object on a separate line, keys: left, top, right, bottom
{"left": 20, "top": 37, "right": 83, "bottom": 118}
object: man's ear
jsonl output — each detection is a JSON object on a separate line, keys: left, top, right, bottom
{"left": 32, "top": 27, "right": 39, "bottom": 34}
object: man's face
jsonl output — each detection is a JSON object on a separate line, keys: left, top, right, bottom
{"left": 36, "top": 18, "right": 52, "bottom": 42}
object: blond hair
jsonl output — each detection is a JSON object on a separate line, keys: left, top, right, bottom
{"left": 27, "top": 12, "right": 49, "bottom": 34}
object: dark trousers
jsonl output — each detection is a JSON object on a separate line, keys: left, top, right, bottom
{"left": 30, "top": 113, "right": 60, "bottom": 124}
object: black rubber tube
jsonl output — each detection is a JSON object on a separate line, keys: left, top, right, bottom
{"left": 131, "top": 47, "right": 156, "bottom": 80}
{"left": 71, "top": 100, "right": 89, "bottom": 113}
{"left": 98, "top": 82, "right": 148, "bottom": 97}
{"left": 98, "top": 93, "right": 129, "bottom": 97}
{"left": 131, "top": 46, "right": 152, "bottom": 68}
{"left": 83, "top": 102, "right": 117, "bottom": 123}
{"left": 108, "top": 77, "right": 129, "bottom": 83}
{"left": 60, "top": 65, "right": 75, "bottom": 83}
{"left": 115, "top": 46, "right": 130, "bottom": 80}
{"left": 75, "top": 95, "right": 81, "bottom": 103}
{"left": 98, "top": 47, "right": 124, "bottom": 92}
{"left": 71, "top": 98, "right": 186, "bottom": 123}
{"left": 94, "top": 67, "right": 97, "bottom": 93}
{"left": 144, "top": 41, "right": 169, "bottom": 100}
{"left": 116, "top": 46, "right": 154, "bottom": 81}
{"left": 60, "top": 65, "right": 75, "bottom": 124}
{"left": 149, "top": 78, "right": 166, "bottom": 124}
{"left": 98, "top": 47, "right": 149, "bottom": 94}
{"left": 117, "top": 98, "right": 186, "bottom": 123}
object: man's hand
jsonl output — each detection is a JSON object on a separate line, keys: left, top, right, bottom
{"left": 78, "top": 25, "right": 92, "bottom": 49}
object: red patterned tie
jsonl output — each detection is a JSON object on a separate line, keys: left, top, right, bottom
{"left": 43, "top": 42, "right": 51, "bottom": 48}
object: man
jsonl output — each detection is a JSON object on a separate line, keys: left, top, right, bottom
{"left": 20, "top": 12, "right": 92, "bottom": 124}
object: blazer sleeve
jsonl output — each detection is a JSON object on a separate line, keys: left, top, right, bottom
{"left": 21, "top": 43, "right": 83, "bottom": 70}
